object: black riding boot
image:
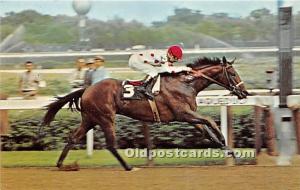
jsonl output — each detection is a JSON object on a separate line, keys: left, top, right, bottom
{"left": 139, "top": 76, "right": 155, "bottom": 100}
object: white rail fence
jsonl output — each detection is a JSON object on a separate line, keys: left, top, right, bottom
{"left": 1, "top": 46, "right": 300, "bottom": 58}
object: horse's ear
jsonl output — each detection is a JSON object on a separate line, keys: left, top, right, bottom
{"left": 222, "top": 56, "right": 227, "bottom": 64}
{"left": 229, "top": 57, "right": 236, "bottom": 65}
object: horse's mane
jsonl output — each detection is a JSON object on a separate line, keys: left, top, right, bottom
{"left": 187, "top": 57, "right": 222, "bottom": 69}
{"left": 160, "top": 57, "right": 222, "bottom": 77}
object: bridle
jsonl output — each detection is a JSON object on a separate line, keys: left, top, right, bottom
{"left": 192, "top": 63, "right": 244, "bottom": 95}
{"left": 222, "top": 64, "right": 244, "bottom": 94}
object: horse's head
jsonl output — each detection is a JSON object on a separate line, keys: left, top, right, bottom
{"left": 187, "top": 56, "right": 249, "bottom": 99}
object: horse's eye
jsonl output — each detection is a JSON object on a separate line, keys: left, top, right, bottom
{"left": 231, "top": 73, "right": 236, "bottom": 77}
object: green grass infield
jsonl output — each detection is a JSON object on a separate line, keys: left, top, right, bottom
{"left": 1, "top": 149, "right": 256, "bottom": 168}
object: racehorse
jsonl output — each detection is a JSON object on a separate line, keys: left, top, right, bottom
{"left": 42, "top": 56, "right": 248, "bottom": 171}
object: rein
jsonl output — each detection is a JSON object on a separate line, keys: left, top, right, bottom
{"left": 196, "top": 71, "right": 229, "bottom": 89}
{"left": 192, "top": 64, "right": 243, "bottom": 92}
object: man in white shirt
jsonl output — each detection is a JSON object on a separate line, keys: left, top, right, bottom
{"left": 19, "top": 61, "right": 40, "bottom": 99}
{"left": 129, "top": 45, "right": 195, "bottom": 99}
{"left": 70, "top": 58, "right": 86, "bottom": 89}
{"left": 83, "top": 58, "right": 95, "bottom": 88}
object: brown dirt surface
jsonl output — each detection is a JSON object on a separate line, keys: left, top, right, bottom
{"left": 1, "top": 165, "right": 300, "bottom": 190}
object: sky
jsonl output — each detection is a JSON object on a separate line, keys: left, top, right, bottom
{"left": 1, "top": 0, "right": 300, "bottom": 25}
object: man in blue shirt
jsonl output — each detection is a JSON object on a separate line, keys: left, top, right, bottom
{"left": 91, "top": 55, "right": 109, "bottom": 85}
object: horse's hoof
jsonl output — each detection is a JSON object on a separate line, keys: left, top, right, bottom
{"left": 130, "top": 167, "right": 141, "bottom": 172}
{"left": 125, "top": 166, "right": 133, "bottom": 171}
{"left": 58, "top": 162, "right": 80, "bottom": 171}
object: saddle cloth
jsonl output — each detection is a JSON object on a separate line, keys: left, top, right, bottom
{"left": 121, "top": 76, "right": 161, "bottom": 122}
{"left": 121, "top": 75, "right": 161, "bottom": 100}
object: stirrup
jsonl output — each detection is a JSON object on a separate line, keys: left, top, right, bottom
{"left": 145, "top": 91, "right": 154, "bottom": 100}
{"left": 136, "top": 85, "right": 154, "bottom": 100}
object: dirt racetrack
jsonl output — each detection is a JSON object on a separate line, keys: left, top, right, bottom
{"left": 1, "top": 165, "right": 300, "bottom": 190}
{"left": 2, "top": 153, "right": 300, "bottom": 190}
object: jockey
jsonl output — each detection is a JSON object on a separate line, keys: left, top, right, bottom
{"left": 129, "top": 45, "right": 194, "bottom": 99}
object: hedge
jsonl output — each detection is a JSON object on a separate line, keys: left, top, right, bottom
{"left": 1, "top": 110, "right": 258, "bottom": 151}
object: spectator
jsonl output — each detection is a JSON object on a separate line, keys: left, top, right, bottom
{"left": 19, "top": 61, "right": 41, "bottom": 99}
{"left": 91, "top": 55, "right": 109, "bottom": 85}
{"left": 70, "top": 58, "right": 85, "bottom": 88}
{"left": 83, "top": 58, "right": 95, "bottom": 88}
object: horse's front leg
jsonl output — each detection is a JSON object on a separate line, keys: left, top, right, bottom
{"left": 181, "top": 110, "right": 236, "bottom": 157}
{"left": 180, "top": 110, "right": 226, "bottom": 147}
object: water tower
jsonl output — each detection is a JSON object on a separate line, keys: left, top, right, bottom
{"left": 72, "top": 0, "right": 91, "bottom": 50}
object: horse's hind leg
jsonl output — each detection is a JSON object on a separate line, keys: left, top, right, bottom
{"left": 56, "top": 121, "right": 93, "bottom": 168}
{"left": 99, "top": 118, "right": 132, "bottom": 171}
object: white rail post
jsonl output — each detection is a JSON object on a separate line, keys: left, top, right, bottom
{"left": 220, "top": 106, "right": 228, "bottom": 145}
{"left": 86, "top": 129, "right": 94, "bottom": 156}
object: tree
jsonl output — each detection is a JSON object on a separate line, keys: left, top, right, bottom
{"left": 211, "top": 13, "right": 229, "bottom": 19}
{"left": 167, "top": 8, "right": 203, "bottom": 24}
{"left": 249, "top": 8, "right": 271, "bottom": 21}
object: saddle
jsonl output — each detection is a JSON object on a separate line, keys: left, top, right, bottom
{"left": 125, "top": 80, "right": 144, "bottom": 86}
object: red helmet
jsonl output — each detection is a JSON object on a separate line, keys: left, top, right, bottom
{"left": 168, "top": 45, "right": 183, "bottom": 60}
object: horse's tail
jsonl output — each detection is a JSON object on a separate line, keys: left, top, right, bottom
{"left": 42, "top": 88, "right": 85, "bottom": 126}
